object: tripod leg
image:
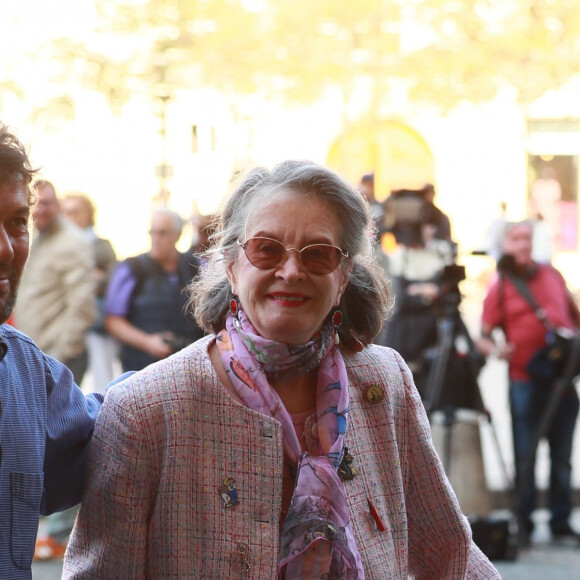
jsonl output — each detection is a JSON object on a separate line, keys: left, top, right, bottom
{"left": 424, "top": 317, "right": 454, "bottom": 415}
{"left": 442, "top": 406, "right": 456, "bottom": 474}
{"left": 484, "top": 412, "right": 516, "bottom": 495}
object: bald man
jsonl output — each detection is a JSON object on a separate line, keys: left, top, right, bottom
{"left": 105, "top": 208, "right": 204, "bottom": 372}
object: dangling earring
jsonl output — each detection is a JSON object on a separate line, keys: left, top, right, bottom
{"left": 230, "top": 296, "right": 240, "bottom": 318}
{"left": 230, "top": 296, "right": 241, "bottom": 330}
{"left": 332, "top": 309, "right": 342, "bottom": 345}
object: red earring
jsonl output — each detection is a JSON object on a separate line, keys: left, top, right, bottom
{"left": 332, "top": 309, "right": 342, "bottom": 345}
{"left": 230, "top": 297, "right": 239, "bottom": 317}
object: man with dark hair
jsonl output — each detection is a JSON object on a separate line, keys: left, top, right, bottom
{"left": 0, "top": 123, "right": 103, "bottom": 576}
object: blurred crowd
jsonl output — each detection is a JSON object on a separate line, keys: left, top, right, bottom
{"left": 5, "top": 165, "right": 580, "bottom": 562}
{"left": 354, "top": 172, "right": 580, "bottom": 548}
{"left": 9, "top": 182, "right": 215, "bottom": 395}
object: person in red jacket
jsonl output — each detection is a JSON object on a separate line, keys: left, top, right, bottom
{"left": 477, "top": 220, "right": 580, "bottom": 544}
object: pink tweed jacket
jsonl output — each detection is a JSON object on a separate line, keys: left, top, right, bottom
{"left": 63, "top": 335, "right": 500, "bottom": 579}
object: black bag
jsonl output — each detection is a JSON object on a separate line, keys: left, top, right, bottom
{"left": 526, "top": 329, "right": 576, "bottom": 386}
{"left": 469, "top": 514, "right": 519, "bottom": 561}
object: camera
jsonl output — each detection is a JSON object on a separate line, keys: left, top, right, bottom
{"left": 440, "top": 263, "right": 466, "bottom": 289}
{"left": 496, "top": 253, "right": 517, "bottom": 274}
{"left": 383, "top": 188, "right": 429, "bottom": 247}
{"left": 162, "top": 333, "right": 192, "bottom": 353}
{"left": 437, "top": 264, "right": 466, "bottom": 310}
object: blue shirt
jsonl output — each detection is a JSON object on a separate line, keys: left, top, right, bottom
{"left": 0, "top": 324, "right": 103, "bottom": 579}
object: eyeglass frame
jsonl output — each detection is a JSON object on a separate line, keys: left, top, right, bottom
{"left": 236, "top": 236, "right": 349, "bottom": 274}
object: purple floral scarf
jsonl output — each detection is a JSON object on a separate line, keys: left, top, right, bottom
{"left": 217, "top": 307, "right": 364, "bottom": 579}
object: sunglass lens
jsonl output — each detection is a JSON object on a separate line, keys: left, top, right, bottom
{"left": 245, "top": 238, "right": 285, "bottom": 269}
{"left": 302, "top": 246, "right": 339, "bottom": 274}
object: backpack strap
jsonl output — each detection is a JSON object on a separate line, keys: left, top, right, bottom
{"left": 505, "top": 272, "right": 554, "bottom": 331}
{"left": 126, "top": 252, "right": 200, "bottom": 306}
{"left": 125, "top": 253, "right": 155, "bottom": 306}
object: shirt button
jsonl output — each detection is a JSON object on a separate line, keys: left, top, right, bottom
{"left": 365, "top": 384, "right": 385, "bottom": 403}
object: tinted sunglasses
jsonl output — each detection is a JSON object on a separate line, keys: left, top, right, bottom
{"left": 237, "top": 237, "right": 349, "bottom": 275}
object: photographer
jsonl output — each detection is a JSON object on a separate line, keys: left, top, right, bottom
{"left": 105, "top": 208, "right": 204, "bottom": 372}
{"left": 421, "top": 182, "right": 453, "bottom": 242}
{"left": 381, "top": 190, "right": 457, "bottom": 383}
{"left": 476, "top": 220, "right": 580, "bottom": 543}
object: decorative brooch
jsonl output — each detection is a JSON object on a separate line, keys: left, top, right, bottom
{"left": 338, "top": 447, "right": 359, "bottom": 481}
{"left": 218, "top": 477, "right": 239, "bottom": 508}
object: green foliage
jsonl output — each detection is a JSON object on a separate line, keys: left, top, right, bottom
{"left": 8, "top": 0, "right": 580, "bottom": 117}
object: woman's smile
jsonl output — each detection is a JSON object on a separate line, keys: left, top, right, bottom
{"left": 269, "top": 292, "right": 309, "bottom": 307}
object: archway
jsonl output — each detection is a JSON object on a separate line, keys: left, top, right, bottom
{"left": 327, "top": 119, "right": 435, "bottom": 201}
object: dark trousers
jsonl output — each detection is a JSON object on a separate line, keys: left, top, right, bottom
{"left": 510, "top": 379, "right": 579, "bottom": 530}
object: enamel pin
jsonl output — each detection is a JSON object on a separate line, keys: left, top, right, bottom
{"left": 338, "top": 447, "right": 359, "bottom": 481}
{"left": 218, "top": 477, "right": 240, "bottom": 508}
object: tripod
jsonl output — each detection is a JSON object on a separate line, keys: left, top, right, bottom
{"left": 423, "top": 296, "right": 486, "bottom": 409}
{"left": 421, "top": 295, "right": 519, "bottom": 559}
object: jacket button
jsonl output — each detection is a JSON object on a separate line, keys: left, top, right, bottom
{"left": 365, "top": 384, "right": 385, "bottom": 403}
{"left": 311, "top": 422, "right": 319, "bottom": 439}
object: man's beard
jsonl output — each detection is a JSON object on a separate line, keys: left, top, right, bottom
{"left": 0, "top": 294, "right": 16, "bottom": 324}
{"left": 0, "top": 274, "right": 18, "bottom": 324}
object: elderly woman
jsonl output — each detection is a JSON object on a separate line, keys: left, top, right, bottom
{"left": 64, "top": 161, "right": 499, "bottom": 579}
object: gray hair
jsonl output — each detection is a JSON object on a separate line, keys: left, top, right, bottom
{"left": 152, "top": 207, "right": 184, "bottom": 234}
{"left": 188, "top": 160, "right": 391, "bottom": 345}
{"left": 501, "top": 219, "right": 533, "bottom": 246}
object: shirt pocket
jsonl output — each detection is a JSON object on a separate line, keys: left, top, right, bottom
{"left": 11, "top": 471, "right": 43, "bottom": 570}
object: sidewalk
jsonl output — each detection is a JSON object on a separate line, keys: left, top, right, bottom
{"left": 493, "top": 508, "right": 580, "bottom": 579}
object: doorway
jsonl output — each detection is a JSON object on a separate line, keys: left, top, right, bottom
{"left": 528, "top": 154, "right": 578, "bottom": 252}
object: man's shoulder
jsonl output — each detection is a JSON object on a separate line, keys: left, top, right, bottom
{"left": 124, "top": 252, "right": 152, "bottom": 271}
{"left": 120, "top": 253, "right": 157, "bottom": 287}
{"left": 0, "top": 324, "right": 45, "bottom": 363}
{"left": 57, "top": 219, "right": 90, "bottom": 243}
{"left": 94, "top": 235, "right": 115, "bottom": 254}
{"left": 124, "top": 251, "right": 150, "bottom": 262}
{"left": 43, "top": 219, "right": 92, "bottom": 257}
{"left": 1, "top": 323, "right": 39, "bottom": 349}
{"left": 537, "top": 262, "right": 563, "bottom": 276}
{"left": 534, "top": 263, "right": 567, "bottom": 287}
